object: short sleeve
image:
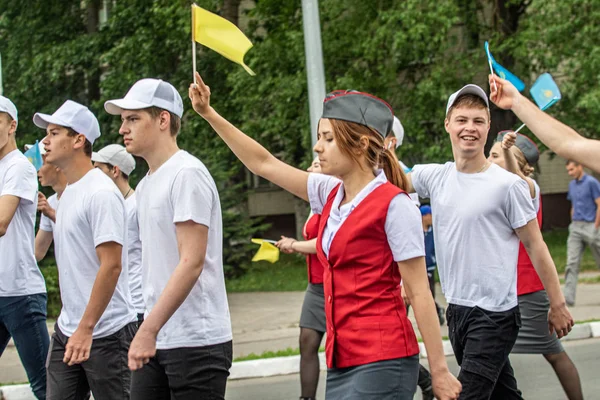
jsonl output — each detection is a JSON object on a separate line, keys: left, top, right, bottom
{"left": 307, "top": 173, "right": 342, "bottom": 214}
{"left": 505, "top": 179, "right": 537, "bottom": 230}
{"left": 88, "top": 190, "right": 125, "bottom": 247}
{"left": 591, "top": 178, "right": 600, "bottom": 200}
{"left": 1, "top": 162, "right": 37, "bottom": 204}
{"left": 171, "top": 167, "right": 214, "bottom": 227}
{"left": 39, "top": 214, "right": 53, "bottom": 232}
{"left": 385, "top": 194, "right": 426, "bottom": 262}
{"left": 410, "top": 163, "right": 445, "bottom": 199}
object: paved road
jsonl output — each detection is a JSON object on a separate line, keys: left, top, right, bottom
{"left": 225, "top": 337, "right": 600, "bottom": 399}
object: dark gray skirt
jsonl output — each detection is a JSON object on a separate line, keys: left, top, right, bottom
{"left": 299, "top": 283, "right": 326, "bottom": 333}
{"left": 326, "top": 356, "right": 419, "bottom": 400}
{"left": 512, "top": 290, "right": 564, "bottom": 354}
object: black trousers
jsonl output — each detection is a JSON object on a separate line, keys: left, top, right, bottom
{"left": 447, "top": 304, "right": 523, "bottom": 400}
{"left": 131, "top": 340, "right": 233, "bottom": 400}
{"left": 46, "top": 322, "right": 137, "bottom": 400}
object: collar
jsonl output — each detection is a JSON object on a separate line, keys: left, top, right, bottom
{"left": 329, "top": 170, "right": 387, "bottom": 221}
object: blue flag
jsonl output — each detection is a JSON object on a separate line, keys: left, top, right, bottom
{"left": 24, "top": 140, "right": 43, "bottom": 171}
{"left": 530, "top": 73, "right": 561, "bottom": 111}
{"left": 484, "top": 42, "right": 526, "bottom": 92}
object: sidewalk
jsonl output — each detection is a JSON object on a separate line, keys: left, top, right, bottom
{"left": 2, "top": 276, "right": 600, "bottom": 386}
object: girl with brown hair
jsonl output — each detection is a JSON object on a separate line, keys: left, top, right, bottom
{"left": 189, "top": 73, "right": 460, "bottom": 400}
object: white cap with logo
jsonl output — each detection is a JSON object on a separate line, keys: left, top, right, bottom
{"left": 104, "top": 78, "right": 184, "bottom": 118}
{"left": 91, "top": 144, "right": 136, "bottom": 176}
{"left": 33, "top": 100, "right": 101, "bottom": 144}
{"left": 0, "top": 95, "right": 18, "bottom": 125}
{"left": 446, "top": 84, "right": 489, "bottom": 115}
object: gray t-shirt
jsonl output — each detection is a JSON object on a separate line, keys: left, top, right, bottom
{"left": 411, "top": 162, "right": 536, "bottom": 312}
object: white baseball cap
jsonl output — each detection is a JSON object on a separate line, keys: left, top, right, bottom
{"left": 104, "top": 78, "right": 184, "bottom": 118}
{"left": 91, "top": 144, "right": 136, "bottom": 176}
{"left": 24, "top": 142, "right": 46, "bottom": 155}
{"left": 391, "top": 116, "right": 404, "bottom": 148}
{"left": 0, "top": 95, "right": 18, "bottom": 125}
{"left": 33, "top": 100, "right": 101, "bottom": 144}
{"left": 446, "top": 84, "right": 489, "bottom": 115}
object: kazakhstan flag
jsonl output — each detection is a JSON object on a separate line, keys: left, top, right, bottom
{"left": 24, "top": 140, "right": 43, "bottom": 171}
{"left": 530, "top": 73, "right": 561, "bottom": 111}
{"left": 485, "top": 42, "right": 526, "bottom": 92}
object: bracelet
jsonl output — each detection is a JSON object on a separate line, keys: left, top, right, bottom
{"left": 290, "top": 239, "right": 297, "bottom": 251}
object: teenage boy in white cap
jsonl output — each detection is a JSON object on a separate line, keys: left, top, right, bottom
{"left": 24, "top": 141, "right": 67, "bottom": 261}
{"left": 105, "top": 78, "right": 232, "bottom": 399}
{"left": 92, "top": 144, "right": 144, "bottom": 322}
{"left": 0, "top": 96, "right": 49, "bottom": 400}
{"left": 35, "top": 100, "right": 137, "bottom": 400}
{"left": 405, "top": 84, "right": 574, "bottom": 399}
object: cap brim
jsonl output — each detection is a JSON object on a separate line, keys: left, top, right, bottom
{"left": 91, "top": 152, "right": 110, "bottom": 164}
{"left": 104, "top": 98, "right": 153, "bottom": 115}
{"left": 33, "top": 113, "right": 70, "bottom": 130}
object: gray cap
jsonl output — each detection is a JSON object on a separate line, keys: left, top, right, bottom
{"left": 321, "top": 90, "right": 393, "bottom": 138}
{"left": 446, "top": 84, "right": 489, "bottom": 115}
{"left": 496, "top": 130, "right": 540, "bottom": 165}
{"left": 91, "top": 144, "right": 136, "bottom": 175}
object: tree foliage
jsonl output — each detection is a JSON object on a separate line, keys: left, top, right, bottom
{"left": 1, "top": 0, "right": 599, "bottom": 280}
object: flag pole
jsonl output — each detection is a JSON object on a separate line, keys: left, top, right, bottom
{"left": 191, "top": 4, "right": 197, "bottom": 84}
{"left": 513, "top": 123, "right": 526, "bottom": 134}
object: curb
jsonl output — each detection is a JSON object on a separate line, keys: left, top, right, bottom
{"left": 2, "top": 322, "right": 600, "bottom": 399}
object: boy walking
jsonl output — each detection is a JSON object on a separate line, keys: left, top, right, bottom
{"left": 105, "top": 78, "right": 232, "bottom": 399}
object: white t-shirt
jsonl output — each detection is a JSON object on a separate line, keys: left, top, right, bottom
{"left": 39, "top": 193, "right": 59, "bottom": 232}
{"left": 125, "top": 193, "right": 144, "bottom": 314}
{"left": 136, "top": 150, "right": 232, "bottom": 349}
{"left": 307, "top": 170, "right": 425, "bottom": 262}
{"left": 411, "top": 162, "right": 536, "bottom": 312}
{"left": 54, "top": 168, "right": 136, "bottom": 338}
{"left": 532, "top": 180, "right": 541, "bottom": 213}
{"left": 399, "top": 160, "right": 421, "bottom": 207}
{"left": 0, "top": 150, "right": 46, "bottom": 296}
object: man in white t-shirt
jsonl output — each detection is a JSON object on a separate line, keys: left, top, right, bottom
{"left": 0, "top": 96, "right": 49, "bottom": 400}
{"left": 405, "top": 85, "right": 574, "bottom": 399}
{"left": 104, "top": 78, "right": 232, "bottom": 399}
{"left": 24, "top": 142, "right": 67, "bottom": 261}
{"left": 92, "top": 144, "right": 144, "bottom": 323}
{"left": 35, "top": 100, "right": 137, "bottom": 400}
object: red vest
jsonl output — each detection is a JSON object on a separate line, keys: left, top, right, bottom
{"left": 316, "top": 182, "right": 420, "bottom": 368}
{"left": 517, "top": 197, "right": 544, "bottom": 295}
{"left": 303, "top": 213, "right": 324, "bottom": 284}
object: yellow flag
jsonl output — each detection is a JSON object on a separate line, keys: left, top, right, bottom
{"left": 251, "top": 239, "right": 280, "bottom": 263}
{"left": 192, "top": 4, "right": 255, "bottom": 76}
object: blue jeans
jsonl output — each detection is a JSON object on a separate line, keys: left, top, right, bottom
{"left": 0, "top": 294, "right": 50, "bottom": 400}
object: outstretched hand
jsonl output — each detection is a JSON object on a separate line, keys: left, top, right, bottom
{"left": 501, "top": 131, "right": 517, "bottom": 151}
{"left": 189, "top": 71, "right": 213, "bottom": 117}
{"left": 275, "top": 236, "right": 297, "bottom": 254}
{"left": 489, "top": 74, "right": 521, "bottom": 111}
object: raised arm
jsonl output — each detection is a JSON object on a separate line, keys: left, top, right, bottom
{"left": 501, "top": 132, "right": 535, "bottom": 198}
{"left": 490, "top": 74, "right": 600, "bottom": 173}
{"left": 189, "top": 72, "right": 309, "bottom": 201}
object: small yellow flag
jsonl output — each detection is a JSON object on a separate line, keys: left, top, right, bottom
{"left": 251, "top": 239, "right": 280, "bottom": 263}
{"left": 192, "top": 4, "right": 255, "bottom": 76}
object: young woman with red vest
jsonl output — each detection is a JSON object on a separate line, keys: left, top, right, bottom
{"left": 489, "top": 131, "right": 583, "bottom": 400}
{"left": 275, "top": 157, "right": 327, "bottom": 400}
{"left": 189, "top": 72, "right": 461, "bottom": 400}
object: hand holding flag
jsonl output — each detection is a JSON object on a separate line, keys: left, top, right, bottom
{"left": 251, "top": 238, "right": 280, "bottom": 263}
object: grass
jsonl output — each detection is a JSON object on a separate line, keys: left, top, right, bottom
{"left": 226, "top": 229, "right": 599, "bottom": 293}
